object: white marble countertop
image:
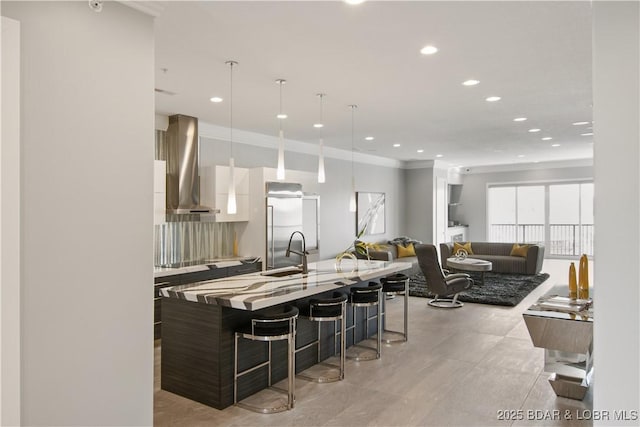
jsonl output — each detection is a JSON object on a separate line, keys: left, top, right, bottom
{"left": 160, "top": 259, "right": 412, "bottom": 311}
{"left": 153, "top": 257, "right": 259, "bottom": 278}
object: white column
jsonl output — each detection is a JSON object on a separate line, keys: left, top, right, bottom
{"left": 0, "top": 15, "right": 22, "bottom": 427}
{"left": 593, "top": 1, "right": 640, "bottom": 423}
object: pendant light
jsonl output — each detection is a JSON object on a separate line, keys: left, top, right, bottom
{"left": 316, "top": 93, "right": 326, "bottom": 183}
{"left": 348, "top": 104, "right": 357, "bottom": 212}
{"left": 225, "top": 60, "right": 238, "bottom": 215}
{"left": 276, "top": 79, "right": 287, "bottom": 180}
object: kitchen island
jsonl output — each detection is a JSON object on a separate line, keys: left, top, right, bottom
{"left": 160, "top": 259, "right": 411, "bottom": 409}
{"left": 153, "top": 257, "right": 262, "bottom": 339}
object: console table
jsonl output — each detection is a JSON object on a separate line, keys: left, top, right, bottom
{"left": 523, "top": 285, "right": 593, "bottom": 400}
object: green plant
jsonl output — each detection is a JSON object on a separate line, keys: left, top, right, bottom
{"left": 343, "top": 224, "right": 384, "bottom": 258}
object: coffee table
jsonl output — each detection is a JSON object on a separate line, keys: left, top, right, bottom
{"left": 446, "top": 257, "right": 492, "bottom": 286}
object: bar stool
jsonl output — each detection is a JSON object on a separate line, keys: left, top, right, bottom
{"left": 234, "top": 305, "right": 298, "bottom": 413}
{"left": 295, "top": 291, "right": 347, "bottom": 383}
{"left": 380, "top": 273, "right": 409, "bottom": 343}
{"left": 346, "top": 282, "right": 383, "bottom": 361}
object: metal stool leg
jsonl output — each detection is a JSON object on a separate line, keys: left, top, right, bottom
{"left": 296, "top": 298, "right": 346, "bottom": 383}
{"left": 381, "top": 277, "right": 409, "bottom": 343}
{"left": 288, "top": 329, "right": 295, "bottom": 409}
{"left": 376, "top": 288, "right": 382, "bottom": 358}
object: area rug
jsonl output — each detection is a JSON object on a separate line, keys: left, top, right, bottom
{"left": 408, "top": 271, "right": 550, "bottom": 307}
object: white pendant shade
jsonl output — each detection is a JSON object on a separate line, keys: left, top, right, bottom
{"left": 349, "top": 176, "right": 357, "bottom": 212}
{"left": 227, "top": 158, "right": 237, "bottom": 214}
{"left": 277, "top": 130, "right": 285, "bottom": 180}
{"left": 317, "top": 138, "right": 326, "bottom": 183}
{"left": 225, "top": 60, "right": 238, "bottom": 215}
{"left": 316, "top": 93, "right": 326, "bottom": 184}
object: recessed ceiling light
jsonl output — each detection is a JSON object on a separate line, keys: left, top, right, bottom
{"left": 210, "top": 97, "right": 223, "bottom": 103}
{"left": 345, "top": 0, "right": 365, "bottom": 4}
{"left": 551, "top": 144, "right": 561, "bottom": 147}
{"left": 462, "top": 79, "right": 480, "bottom": 86}
{"left": 420, "top": 45, "right": 438, "bottom": 55}
{"left": 572, "top": 121, "right": 590, "bottom": 126}
{"left": 435, "top": 154, "right": 443, "bottom": 158}
{"left": 393, "top": 143, "right": 401, "bottom": 148}
{"left": 528, "top": 128, "right": 541, "bottom": 133}
{"left": 541, "top": 137, "right": 553, "bottom": 141}
{"left": 365, "top": 136, "right": 375, "bottom": 141}
{"left": 517, "top": 154, "right": 525, "bottom": 158}
{"left": 313, "top": 123, "right": 324, "bottom": 128}
{"left": 513, "top": 117, "right": 527, "bottom": 122}
{"left": 417, "top": 149, "right": 424, "bottom": 153}
{"left": 276, "top": 113, "right": 288, "bottom": 119}
{"left": 486, "top": 96, "right": 501, "bottom": 102}
{"left": 581, "top": 132, "right": 594, "bottom": 136}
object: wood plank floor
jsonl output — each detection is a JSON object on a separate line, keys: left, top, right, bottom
{"left": 154, "top": 259, "right": 593, "bottom": 426}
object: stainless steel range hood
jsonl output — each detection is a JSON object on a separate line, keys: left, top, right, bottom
{"left": 165, "top": 114, "right": 218, "bottom": 215}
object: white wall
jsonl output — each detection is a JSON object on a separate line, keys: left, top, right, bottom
{"left": 592, "top": 2, "right": 640, "bottom": 423}
{"left": 199, "top": 136, "right": 406, "bottom": 258}
{"left": 0, "top": 15, "right": 21, "bottom": 427}
{"left": 1, "top": 2, "right": 154, "bottom": 425}
{"left": 457, "top": 165, "right": 594, "bottom": 241}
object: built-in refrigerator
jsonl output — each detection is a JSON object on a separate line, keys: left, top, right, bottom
{"left": 266, "top": 182, "right": 304, "bottom": 270}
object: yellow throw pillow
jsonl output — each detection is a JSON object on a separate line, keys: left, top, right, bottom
{"left": 396, "top": 243, "right": 416, "bottom": 258}
{"left": 453, "top": 241, "right": 473, "bottom": 255}
{"left": 510, "top": 243, "right": 530, "bottom": 257}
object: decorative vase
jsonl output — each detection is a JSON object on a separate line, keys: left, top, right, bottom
{"left": 335, "top": 251, "right": 358, "bottom": 273}
{"left": 568, "top": 262, "right": 577, "bottom": 299}
{"left": 578, "top": 254, "right": 589, "bottom": 299}
{"left": 233, "top": 232, "right": 238, "bottom": 257}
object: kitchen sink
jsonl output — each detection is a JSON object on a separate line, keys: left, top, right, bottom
{"left": 260, "top": 268, "right": 310, "bottom": 277}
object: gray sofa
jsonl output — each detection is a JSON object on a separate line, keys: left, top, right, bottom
{"left": 359, "top": 244, "right": 422, "bottom": 276}
{"left": 439, "top": 242, "right": 545, "bottom": 275}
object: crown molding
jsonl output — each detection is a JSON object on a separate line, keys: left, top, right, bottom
{"left": 462, "top": 158, "right": 594, "bottom": 174}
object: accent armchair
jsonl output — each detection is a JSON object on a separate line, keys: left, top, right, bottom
{"left": 415, "top": 244, "right": 474, "bottom": 308}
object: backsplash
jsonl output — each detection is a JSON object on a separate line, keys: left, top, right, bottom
{"left": 154, "top": 221, "right": 235, "bottom": 266}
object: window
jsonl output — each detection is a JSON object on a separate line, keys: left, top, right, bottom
{"left": 488, "top": 181, "right": 593, "bottom": 257}
{"left": 488, "top": 185, "right": 544, "bottom": 244}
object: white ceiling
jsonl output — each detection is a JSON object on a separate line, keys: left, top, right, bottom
{"left": 153, "top": 1, "right": 594, "bottom": 168}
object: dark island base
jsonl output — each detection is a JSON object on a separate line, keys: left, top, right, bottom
{"left": 161, "top": 285, "right": 385, "bottom": 409}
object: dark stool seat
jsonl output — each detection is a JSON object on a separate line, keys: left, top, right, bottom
{"left": 346, "top": 282, "right": 383, "bottom": 361}
{"left": 380, "top": 274, "right": 409, "bottom": 343}
{"left": 296, "top": 291, "right": 347, "bottom": 383}
{"left": 234, "top": 305, "right": 298, "bottom": 413}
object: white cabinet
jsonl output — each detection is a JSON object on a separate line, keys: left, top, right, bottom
{"left": 154, "top": 160, "right": 166, "bottom": 224}
{"left": 201, "top": 165, "right": 250, "bottom": 222}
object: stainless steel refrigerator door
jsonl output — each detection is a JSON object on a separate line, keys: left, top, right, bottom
{"left": 266, "top": 182, "right": 304, "bottom": 270}
{"left": 267, "top": 196, "right": 304, "bottom": 269}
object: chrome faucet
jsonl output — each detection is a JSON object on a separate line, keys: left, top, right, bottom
{"left": 286, "top": 231, "right": 308, "bottom": 274}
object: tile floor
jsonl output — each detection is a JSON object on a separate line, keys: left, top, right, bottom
{"left": 154, "top": 259, "right": 593, "bottom": 426}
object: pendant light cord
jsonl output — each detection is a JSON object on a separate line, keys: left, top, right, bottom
{"left": 350, "top": 104, "right": 357, "bottom": 171}
{"left": 319, "top": 93, "right": 324, "bottom": 138}
{"left": 278, "top": 79, "right": 285, "bottom": 132}
{"left": 226, "top": 60, "right": 237, "bottom": 158}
